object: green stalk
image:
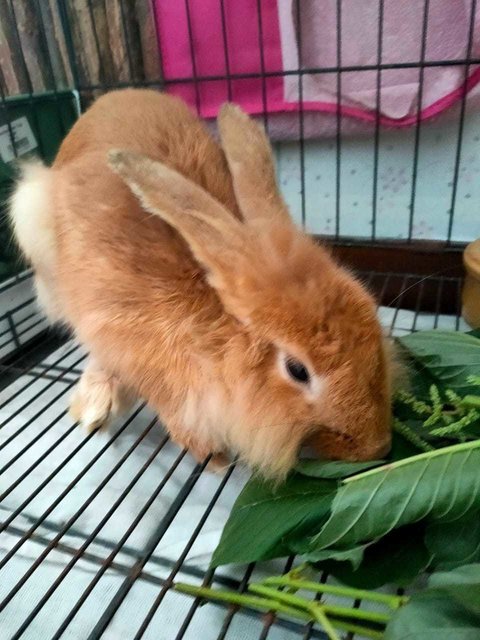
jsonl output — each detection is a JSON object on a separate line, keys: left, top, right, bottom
{"left": 321, "top": 603, "right": 390, "bottom": 624}
{"left": 176, "top": 581, "right": 388, "bottom": 640}
{"left": 174, "top": 583, "right": 310, "bottom": 621}
{"left": 262, "top": 576, "right": 407, "bottom": 609}
{"left": 249, "top": 584, "right": 390, "bottom": 624}
{"left": 248, "top": 584, "right": 315, "bottom": 610}
{"left": 248, "top": 584, "right": 380, "bottom": 640}
{"left": 393, "top": 418, "right": 434, "bottom": 452}
{"left": 343, "top": 439, "right": 480, "bottom": 484}
{"left": 329, "top": 618, "right": 385, "bottom": 639}
{"left": 311, "top": 608, "right": 341, "bottom": 640}
{"left": 462, "top": 395, "right": 480, "bottom": 409}
{"left": 284, "top": 562, "right": 310, "bottom": 581}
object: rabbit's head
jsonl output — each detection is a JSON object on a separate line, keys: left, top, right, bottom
{"left": 109, "top": 104, "right": 393, "bottom": 479}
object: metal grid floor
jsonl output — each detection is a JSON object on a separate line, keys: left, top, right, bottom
{"left": 0, "top": 272, "right": 468, "bottom": 640}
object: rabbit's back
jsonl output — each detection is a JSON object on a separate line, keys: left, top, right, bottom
{"left": 49, "top": 90, "right": 236, "bottom": 382}
{"left": 52, "top": 88, "right": 239, "bottom": 301}
{"left": 55, "top": 90, "right": 239, "bottom": 214}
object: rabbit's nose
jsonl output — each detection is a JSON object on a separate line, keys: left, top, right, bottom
{"left": 302, "top": 429, "right": 392, "bottom": 462}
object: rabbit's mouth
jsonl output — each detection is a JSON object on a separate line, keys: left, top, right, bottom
{"left": 298, "top": 444, "right": 323, "bottom": 460}
{"left": 302, "top": 425, "right": 391, "bottom": 462}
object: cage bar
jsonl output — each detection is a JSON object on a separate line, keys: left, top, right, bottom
{"left": 0, "top": 2, "right": 476, "bottom": 638}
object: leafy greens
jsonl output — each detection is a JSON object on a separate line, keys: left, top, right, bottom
{"left": 212, "top": 330, "right": 480, "bottom": 590}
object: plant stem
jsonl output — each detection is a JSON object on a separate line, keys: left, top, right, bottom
{"left": 262, "top": 576, "right": 407, "bottom": 609}
{"left": 249, "top": 584, "right": 390, "bottom": 624}
{"left": 462, "top": 395, "right": 480, "bottom": 409}
{"left": 393, "top": 419, "right": 434, "bottom": 452}
{"left": 321, "top": 603, "right": 390, "bottom": 624}
{"left": 329, "top": 618, "right": 385, "bottom": 639}
{"left": 343, "top": 439, "right": 480, "bottom": 484}
{"left": 176, "top": 581, "right": 388, "bottom": 640}
{"left": 174, "top": 583, "right": 310, "bottom": 621}
{"left": 284, "top": 562, "right": 310, "bottom": 581}
{"left": 311, "top": 608, "right": 341, "bottom": 640}
{"left": 248, "top": 584, "right": 314, "bottom": 610}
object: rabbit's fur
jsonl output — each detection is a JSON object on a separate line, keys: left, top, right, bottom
{"left": 9, "top": 89, "right": 392, "bottom": 478}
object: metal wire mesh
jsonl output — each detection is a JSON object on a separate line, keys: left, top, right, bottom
{"left": 0, "top": 271, "right": 465, "bottom": 639}
{"left": 0, "top": 0, "right": 478, "bottom": 250}
{"left": 0, "top": 1, "right": 476, "bottom": 638}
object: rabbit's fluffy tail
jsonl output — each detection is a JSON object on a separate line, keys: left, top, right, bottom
{"left": 9, "top": 161, "right": 62, "bottom": 322}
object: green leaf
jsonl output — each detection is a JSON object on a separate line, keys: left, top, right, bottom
{"left": 312, "top": 525, "right": 433, "bottom": 589}
{"left": 385, "top": 565, "right": 480, "bottom": 640}
{"left": 429, "top": 564, "right": 480, "bottom": 615}
{"left": 385, "top": 592, "right": 480, "bottom": 639}
{"left": 212, "top": 331, "right": 480, "bottom": 572}
{"left": 305, "top": 440, "right": 480, "bottom": 554}
{"left": 426, "top": 511, "right": 480, "bottom": 569}
{"left": 304, "top": 544, "right": 367, "bottom": 569}
{"left": 398, "top": 330, "right": 480, "bottom": 395}
{"left": 295, "top": 459, "right": 384, "bottom": 479}
{"left": 211, "top": 473, "right": 336, "bottom": 567}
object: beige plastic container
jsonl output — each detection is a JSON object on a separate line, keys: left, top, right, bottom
{"left": 463, "top": 239, "right": 480, "bottom": 328}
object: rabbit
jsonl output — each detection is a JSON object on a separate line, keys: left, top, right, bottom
{"left": 9, "top": 89, "right": 393, "bottom": 479}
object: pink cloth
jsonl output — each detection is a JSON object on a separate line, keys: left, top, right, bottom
{"left": 154, "top": 0, "right": 480, "bottom": 137}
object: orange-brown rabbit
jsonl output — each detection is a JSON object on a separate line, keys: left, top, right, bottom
{"left": 9, "top": 89, "right": 392, "bottom": 478}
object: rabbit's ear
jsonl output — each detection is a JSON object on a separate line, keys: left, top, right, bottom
{"left": 218, "top": 104, "right": 292, "bottom": 226}
{"left": 108, "top": 149, "right": 252, "bottom": 311}
{"left": 108, "top": 149, "right": 239, "bottom": 228}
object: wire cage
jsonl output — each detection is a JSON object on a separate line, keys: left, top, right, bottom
{"left": 0, "top": 1, "right": 478, "bottom": 639}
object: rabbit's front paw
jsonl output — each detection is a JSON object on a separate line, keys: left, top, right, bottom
{"left": 69, "top": 359, "right": 135, "bottom": 432}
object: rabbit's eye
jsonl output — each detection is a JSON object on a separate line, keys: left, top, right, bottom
{"left": 285, "top": 358, "right": 310, "bottom": 384}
